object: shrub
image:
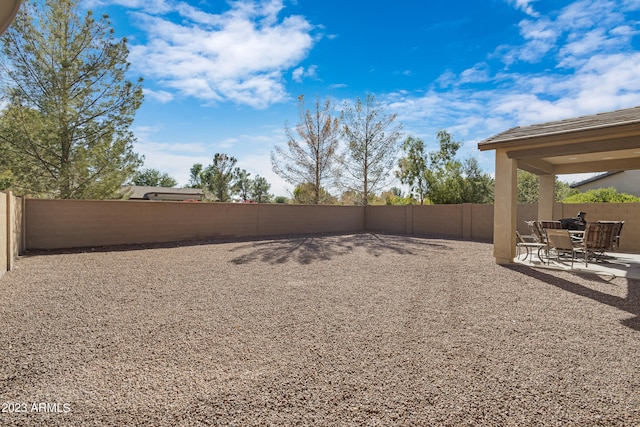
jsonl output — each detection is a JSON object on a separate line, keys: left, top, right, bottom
{"left": 562, "top": 187, "right": 640, "bottom": 203}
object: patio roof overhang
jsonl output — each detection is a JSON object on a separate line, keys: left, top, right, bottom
{"left": 0, "top": 0, "right": 21, "bottom": 36}
{"left": 479, "top": 106, "right": 640, "bottom": 175}
{"left": 478, "top": 105, "right": 640, "bottom": 264}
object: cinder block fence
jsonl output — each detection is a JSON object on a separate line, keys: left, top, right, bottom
{"left": 1, "top": 192, "right": 639, "bottom": 278}
{"left": 1, "top": 192, "right": 24, "bottom": 278}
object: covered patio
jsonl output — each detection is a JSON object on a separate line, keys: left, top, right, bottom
{"left": 479, "top": 106, "right": 640, "bottom": 265}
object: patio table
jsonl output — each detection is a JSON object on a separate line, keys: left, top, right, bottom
{"left": 568, "top": 230, "right": 585, "bottom": 242}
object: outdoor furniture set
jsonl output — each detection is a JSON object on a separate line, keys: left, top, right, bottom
{"left": 517, "top": 218, "right": 624, "bottom": 269}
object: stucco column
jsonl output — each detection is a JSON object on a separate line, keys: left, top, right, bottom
{"left": 538, "top": 173, "right": 556, "bottom": 220}
{"left": 493, "top": 149, "right": 517, "bottom": 264}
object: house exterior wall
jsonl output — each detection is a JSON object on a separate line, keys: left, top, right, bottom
{"left": 574, "top": 170, "right": 640, "bottom": 196}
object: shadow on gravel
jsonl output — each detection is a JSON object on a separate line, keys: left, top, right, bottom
{"left": 506, "top": 264, "right": 640, "bottom": 332}
{"left": 229, "top": 233, "right": 452, "bottom": 265}
{"left": 24, "top": 232, "right": 451, "bottom": 259}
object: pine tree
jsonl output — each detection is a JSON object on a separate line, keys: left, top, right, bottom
{"left": 0, "top": 0, "right": 143, "bottom": 198}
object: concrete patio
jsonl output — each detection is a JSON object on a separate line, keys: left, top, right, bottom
{"left": 516, "top": 250, "right": 640, "bottom": 280}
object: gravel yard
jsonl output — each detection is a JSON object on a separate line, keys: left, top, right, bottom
{"left": 1, "top": 233, "right": 639, "bottom": 426}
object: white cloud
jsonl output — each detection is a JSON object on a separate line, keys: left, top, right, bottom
{"left": 133, "top": 123, "right": 293, "bottom": 195}
{"left": 134, "top": 140, "right": 212, "bottom": 186}
{"left": 496, "top": 0, "right": 639, "bottom": 68}
{"left": 291, "top": 65, "right": 318, "bottom": 82}
{"left": 125, "top": 0, "right": 316, "bottom": 109}
{"left": 505, "top": 0, "right": 540, "bottom": 17}
{"left": 83, "top": 0, "right": 173, "bottom": 14}
{"left": 515, "top": 18, "right": 558, "bottom": 62}
{"left": 385, "top": 0, "right": 640, "bottom": 162}
{"left": 238, "top": 153, "right": 292, "bottom": 197}
{"left": 292, "top": 67, "right": 305, "bottom": 82}
{"left": 459, "top": 63, "right": 491, "bottom": 84}
{"left": 143, "top": 88, "right": 174, "bottom": 103}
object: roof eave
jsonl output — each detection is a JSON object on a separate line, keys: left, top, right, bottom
{"left": 478, "top": 121, "right": 640, "bottom": 152}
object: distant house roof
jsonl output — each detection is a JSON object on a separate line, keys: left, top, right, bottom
{"left": 478, "top": 106, "right": 640, "bottom": 149}
{"left": 569, "top": 171, "right": 623, "bottom": 188}
{"left": 120, "top": 186, "right": 205, "bottom": 201}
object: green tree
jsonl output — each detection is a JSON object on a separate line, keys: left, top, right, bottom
{"left": 562, "top": 187, "right": 640, "bottom": 203}
{"left": 339, "top": 190, "right": 361, "bottom": 205}
{"left": 398, "top": 132, "right": 493, "bottom": 204}
{"left": 132, "top": 168, "right": 177, "bottom": 187}
{"left": 340, "top": 94, "right": 403, "bottom": 205}
{"left": 293, "top": 182, "right": 335, "bottom": 204}
{"left": 459, "top": 158, "right": 494, "bottom": 204}
{"left": 556, "top": 179, "right": 579, "bottom": 201}
{"left": 374, "top": 188, "right": 412, "bottom": 205}
{"left": 233, "top": 168, "right": 252, "bottom": 201}
{"left": 426, "top": 130, "right": 464, "bottom": 204}
{"left": 271, "top": 95, "right": 341, "bottom": 204}
{"left": 0, "top": 170, "right": 14, "bottom": 191}
{"left": 251, "top": 175, "right": 272, "bottom": 203}
{"left": 188, "top": 163, "right": 204, "bottom": 188}
{"left": 517, "top": 170, "right": 539, "bottom": 203}
{"left": 201, "top": 153, "right": 237, "bottom": 202}
{"left": 396, "top": 136, "right": 429, "bottom": 204}
{"left": 517, "top": 170, "right": 578, "bottom": 203}
{"left": 0, "top": 0, "right": 143, "bottom": 198}
{"left": 274, "top": 196, "right": 288, "bottom": 204}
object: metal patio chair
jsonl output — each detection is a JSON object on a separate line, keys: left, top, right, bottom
{"left": 516, "top": 230, "right": 546, "bottom": 262}
{"left": 598, "top": 221, "right": 625, "bottom": 251}
{"left": 574, "top": 222, "right": 610, "bottom": 267}
{"left": 544, "top": 229, "right": 580, "bottom": 268}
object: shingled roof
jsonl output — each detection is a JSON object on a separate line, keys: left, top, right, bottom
{"left": 478, "top": 105, "right": 640, "bottom": 149}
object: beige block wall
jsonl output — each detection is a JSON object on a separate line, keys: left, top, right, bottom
{"left": 258, "top": 204, "right": 365, "bottom": 236}
{"left": 18, "top": 199, "right": 640, "bottom": 254}
{"left": 25, "top": 200, "right": 258, "bottom": 249}
{"left": 413, "top": 205, "right": 464, "bottom": 237}
{"left": 25, "top": 199, "right": 365, "bottom": 250}
{"left": 366, "top": 206, "right": 411, "bottom": 235}
{"left": 8, "top": 193, "right": 22, "bottom": 271}
{"left": 516, "top": 204, "right": 538, "bottom": 236}
{"left": 561, "top": 203, "right": 640, "bottom": 253}
{"left": 0, "top": 192, "right": 7, "bottom": 276}
{"left": 471, "top": 204, "right": 494, "bottom": 241}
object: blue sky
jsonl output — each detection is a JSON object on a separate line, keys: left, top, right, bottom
{"left": 84, "top": 0, "right": 640, "bottom": 196}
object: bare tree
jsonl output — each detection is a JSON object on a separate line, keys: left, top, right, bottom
{"left": 271, "top": 95, "right": 341, "bottom": 204}
{"left": 339, "top": 95, "right": 403, "bottom": 205}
